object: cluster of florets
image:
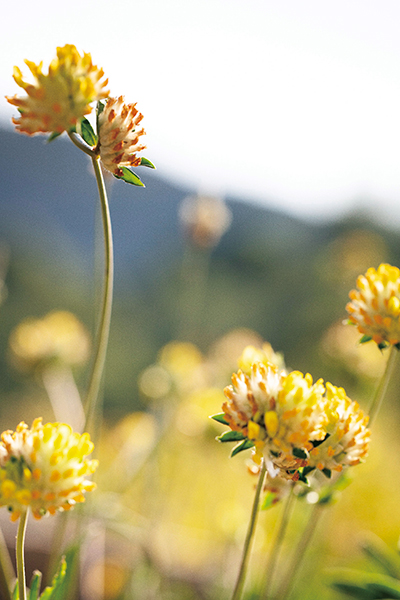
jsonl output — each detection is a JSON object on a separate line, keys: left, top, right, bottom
{"left": 346, "top": 263, "right": 400, "bottom": 347}
{"left": 220, "top": 360, "right": 370, "bottom": 482}
{"left": 0, "top": 419, "right": 97, "bottom": 521}
{"left": 6, "top": 45, "right": 148, "bottom": 177}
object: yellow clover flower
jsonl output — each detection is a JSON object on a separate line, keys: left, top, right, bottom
{"left": 346, "top": 263, "right": 400, "bottom": 346}
{"left": 220, "top": 362, "right": 370, "bottom": 481}
{"left": 222, "top": 362, "right": 326, "bottom": 478}
{"left": 6, "top": 44, "right": 109, "bottom": 136}
{"left": 98, "top": 96, "right": 146, "bottom": 176}
{"left": 0, "top": 419, "right": 97, "bottom": 521}
{"left": 307, "top": 383, "right": 370, "bottom": 474}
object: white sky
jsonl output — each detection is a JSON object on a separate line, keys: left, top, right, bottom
{"left": 1, "top": 0, "right": 400, "bottom": 224}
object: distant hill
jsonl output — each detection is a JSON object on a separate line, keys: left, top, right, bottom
{"left": 1, "top": 127, "right": 399, "bottom": 417}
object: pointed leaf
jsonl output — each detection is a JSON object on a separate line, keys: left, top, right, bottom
{"left": 29, "top": 571, "right": 42, "bottom": 600}
{"left": 47, "top": 132, "right": 62, "bottom": 143}
{"left": 329, "top": 568, "right": 400, "bottom": 599}
{"left": 362, "top": 534, "right": 400, "bottom": 579}
{"left": 293, "top": 447, "right": 307, "bottom": 459}
{"left": 322, "top": 468, "right": 332, "bottom": 479}
{"left": 261, "top": 491, "right": 279, "bottom": 510}
{"left": 12, "top": 581, "right": 18, "bottom": 600}
{"left": 40, "top": 557, "right": 67, "bottom": 600}
{"left": 230, "top": 439, "right": 254, "bottom": 457}
{"left": 359, "top": 335, "right": 373, "bottom": 345}
{"left": 114, "top": 167, "right": 145, "bottom": 187}
{"left": 217, "top": 431, "right": 246, "bottom": 443}
{"left": 96, "top": 100, "right": 105, "bottom": 133}
{"left": 79, "top": 117, "right": 97, "bottom": 147}
{"left": 210, "top": 413, "right": 228, "bottom": 425}
{"left": 139, "top": 157, "right": 156, "bottom": 169}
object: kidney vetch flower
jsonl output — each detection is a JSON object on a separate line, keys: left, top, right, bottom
{"left": 97, "top": 96, "right": 146, "bottom": 177}
{"left": 0, "top": 418, "right": 97, "bottom": 521}
{"left": 346, "top": 263, "right": 400, "bottom": 346}
{"left": 6, "top": 44, "right": 109, "bottom": 136}
{"left": 216, "top": 361, "right": 370, "bottom": 481}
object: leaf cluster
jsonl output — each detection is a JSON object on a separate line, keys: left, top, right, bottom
{"left": 330, "top": 535, "right": 400, "bottom": 598}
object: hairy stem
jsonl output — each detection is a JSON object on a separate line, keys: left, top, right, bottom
{"left": 262, "top": 484, "right": 295, "bottom": 599}
{"left": 368, "top": 345, "right": 398, "bottom": 426}
{"left": 16, "top": 510, "right": 28, "bottom": 600}
{"left": 231, "top": 461, "right": 267, "bottom": 600}
{"left": 84, "top": 155, "right": 114, "bottom": 434}
{"left": 276, "top": 503, "right": 323, "bottom": 600}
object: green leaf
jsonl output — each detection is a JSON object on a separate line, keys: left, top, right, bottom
{"left": 139, "top": 157, "right": 156, "bottom": 169}
{"left": 329, "top": 568, "right": 400, "bottom": 599}
{"left": 29, "top": 571, "right": 42, "bottom": 600}
{"left": 378, "top": 342, "right": 388, "bottom": 351}
{"left": 293, "top": 447, "right": 307, "bottom": 459}
{"left": 96, "top": 100, "right": 105, "bottom": 133}
{"left": 12, "top": 581, "right": 18, "bottom": 600}
{"left": 47, "top": 132, "right": 62, "bottom": 143}
{"left": 362, "top": 534, "right": 400, "bottom": 579}
{"left": 217, "top": 431, "right": 246, "bottom": 443}
{"left": 322, "top": 468, "right": 332, "bottom": 479}
{"left": 230, "top": 439, "right": 254, "bottom": 457}
{"left": 359, "top": 335, "right": 373, "bottom": 345}
{"left": 210, "top": 413, "right": 228, "bottom": 425}
{"left": 114, "top": 167, "right": 145, "bottom": 187}
{"left": 261, "top": 491, "right": 278, "bottom": 510}
{"left": 40, "top": 557, "right": 67, "bottom": 600}
{"left": 311, "top": 433, "right": 330, "bottom": 448}
{"left": 79, "top": 117, "right": 97, "bottom": 147}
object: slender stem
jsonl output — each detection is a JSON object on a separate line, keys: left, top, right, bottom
{"left": 0, "top": 526, "right": 13, "bottom": 600}
{"left": 276, "top": 503, "right": 323, "bottom": 600}
{"left": 67, "top": 135, "right": 114, "bottom": 435}
{"left": 16, "top": 510, "right": 29, "bottom": 600}
{"left": 231, "top": 460, "right": 267, "bottom": 600}
{"left": 368, "top": 345, "right": 398, "bottom": 426}
{"left": 262, "top": 485, "right": 295, "bottom": 600}
{"left": 67, "top": 132, "right": 96, "bottom": 158}
{"left": 86, "top": 157, "right": 114, "bottom": 435}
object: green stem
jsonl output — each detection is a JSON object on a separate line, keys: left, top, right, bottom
{"left": 276, "top": 503, "right": 323, "bottom": 600}
{"left": 262, "top": 484, "right": 295, "bottom": 600}
{"left": 368, "top": 345, "right": 398, "bottom": 426}
{"left": 231, "top": 460, "right": 267, "bottom": 600}
{"left": 0, "top": 526, "right": 13, "bottom": 600}
{"left": 16, "top": 510, "right": 28, "bottom": 600}
{"left": 67, "top": 135, "right": 114, "bottom": 435}
{"left": 83, "top": 155, "right": 114, "bottom": 434}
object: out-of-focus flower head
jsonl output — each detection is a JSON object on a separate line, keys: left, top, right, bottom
{"left": 217, "top": 362, "right": 370, "bottom": 482}
{"left": 6, "top": 44, "right": 109, "bottom": 136}
{"left": 321, "top": 320, "right": 386, "bottom": 379}
{"left": 238, "top": 343, "right": 285, "bottom": 375}
{"left": 346, "top": 263, "right": 400, "bottom": 347}
{"left": 179, "top": 194, "right": 232, "bottom": 248}
{"left": 97, "top": 96, "right": 146, "bottom": 176}
{"left": 9, "top": 310, "right": 91, "bottom": 373}
{"left": 0, "top": 418, "right": 97, "bottom": 521}
{"left": 139, "top": 341, "right": 205, "bottom": 401}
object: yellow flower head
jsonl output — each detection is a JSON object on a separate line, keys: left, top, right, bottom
{"left": 98, "top": 96, "right": 146, "bottom": 176}
{"left": 221, "top": 363, "right": 370, "bottom": 480}
{"left": 9, "top": 310, "right": 91, "bottom": 372}
{"left": 346, "top": 263, "right": 400, "bottom": 346}
{"left": 238, "top": 343, "right": 285, "bottom": 375}
{"left": 0, "top": 419, "right": 97, "bottom": 521}
{"left": 223, "top": 362, "right": 326, "bottom": 478}
{"left": 307, "top": 383, "right": 370, "bottom": 474}
{"left": 6, "top": 44, "right": 109, "bottom": 136}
